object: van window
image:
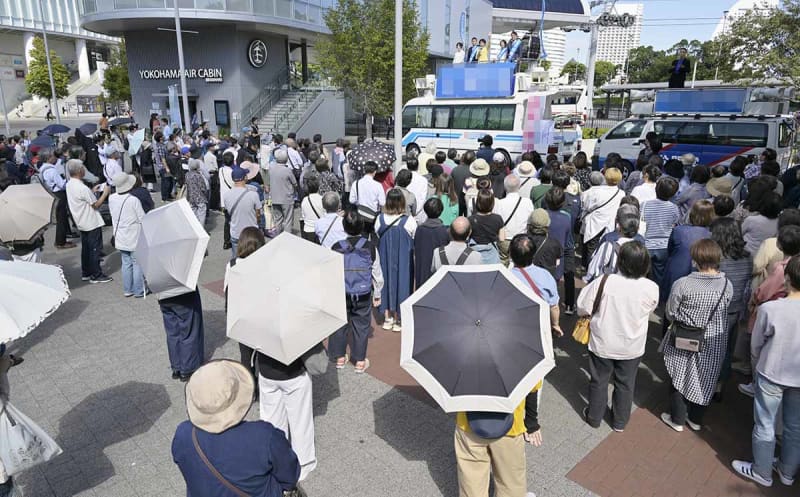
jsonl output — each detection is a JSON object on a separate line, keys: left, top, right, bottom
{"left": 433, "top": 107, "right": 450, "bottom": 129}
{"left": 607, "top": 120, "right": 646, "bottom": 139}
{"left": 779, "top": 122, "right": 793, "bottom": 148}
{"left": 655, "top": 120, "right": 768, "bottom": 147}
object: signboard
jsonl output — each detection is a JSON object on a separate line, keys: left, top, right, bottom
{"left": 0, "top": 54, "right": 24, "bottom": 67}
{"left": 436, "top": 63, "right": 516, "bottom": 99}
{"left": 138, "top": 68, "right": 223, "bottom": 83}
{"left": 247, "top": 39, "right": 268, "bottom": 68}
{"left": 654, "top": 88, "right": 748, "bottom": 114}
{"left": 596, "top": 12, "right": 636, "bottom": 28}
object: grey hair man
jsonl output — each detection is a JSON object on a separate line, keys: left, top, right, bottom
{"left": 315, "top": 192, "right": 347, "bottom": 248}
{"left": 65, "top": 159, "right": 112, "bottom": 283}
{"left": 431, "top": 216, "right": 482, "bottom": 271}
{"left": 494, "top": 174, "right": 534, "bottom": 241}
{"left": 267, "top": 147, "right": 298, "bottom": 235}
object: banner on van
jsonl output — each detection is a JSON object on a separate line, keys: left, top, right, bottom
{"left": 436, "top": 63, "right": 516, "bottom": 99}
{"left": 654, "top": 89, "right": 747, "bottom": 114}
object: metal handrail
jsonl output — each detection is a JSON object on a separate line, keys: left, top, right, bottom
{"left": 272, "top": 88, "right": 327, "bottom": 133}
{"left": 239, "top": 67, "right": 292, "bottom": 129}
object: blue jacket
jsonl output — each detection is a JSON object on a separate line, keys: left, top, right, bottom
{"left": 172, "top": 420, "right": 299, "bottom": 497}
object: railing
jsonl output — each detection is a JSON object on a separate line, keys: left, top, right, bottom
{"left": 239, "top": 68, "right": 293, "bottom": 131}
{"left": 272, "top": 88, "right": 323, "bottom": 133}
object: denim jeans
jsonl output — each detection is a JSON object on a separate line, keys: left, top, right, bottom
{"left": 648, "top": 248, "right": 668, "bottom": 287}
{"left": 230, "top": 237, "right": 239, "bottom": 260}
{"left": 752, "top": 373, "right": 800, "bottom": 480}
{"left": 120, "top": 250, "right": 145, "bottom": 296}
{"left": 80, "top": 227, "right": 103, "bottom": 279}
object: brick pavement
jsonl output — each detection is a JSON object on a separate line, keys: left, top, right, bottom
{"left": 5, "top": 198, "right": 788, "bottom": 497}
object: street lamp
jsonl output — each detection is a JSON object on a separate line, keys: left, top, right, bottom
{"left": 37, "top": 0, "right": 60, "bottom": 124}
{"left": 714, "top": 10, "right": 729, "bottom": 81}
{"left": 394, "top": 0, "right": 402, "bottom": 172}
{"left": 173, "top": 3, "right": 192, "bottom": 135}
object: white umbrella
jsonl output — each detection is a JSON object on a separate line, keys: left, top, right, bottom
{"left": 400, "top": 265, "right": 555, "bottom": 413}
{"left": 0, "top": 184, "right": 55, "bottom": 244}
{"left": 127, "top": 129, "right": 145, "bottom": 156}
{"left": 0, "top": 261, "right": 70, "bottom": 344}
{"left": 136, "top": 199, "right": 209, "bottom": 296}
{"left": 227, "top": 232, "right": 347, "bottom": 365}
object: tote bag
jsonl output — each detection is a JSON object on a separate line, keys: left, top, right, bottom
{"left": 0, "top": 401, "right": 62, "bottom": 475}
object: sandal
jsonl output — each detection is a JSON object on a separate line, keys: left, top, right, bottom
{"left": 336, "top": 354, "right": 349, "bottom": 370}
{"left": 354, "top": 359, "right": 370, "bottom": 374}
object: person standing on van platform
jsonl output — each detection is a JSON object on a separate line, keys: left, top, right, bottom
{"left": 668, "top": 48, "right": 690, "bottom": 88}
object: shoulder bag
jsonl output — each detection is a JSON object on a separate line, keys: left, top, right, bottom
{"left": 111, "top": 195, "right": 131, "bottom": 249}
{"left": 503, "top": 197, "right": 523, "bottom": 227}
{"left": 224, "top": 190, "right": 248, "bottom": 223}
{"left": 670, "top": 281, "right": 728, "bottom": 353}
{"left": 571, "top": 274, "right": 609, "bottom": 345}
{"left": 580, "top": 189, "right": 620, "bottom": 222}
{"left": 355, "top": 180, "right": 379, "bottom": 223}
{"left": 192, "top": 428, "right": 250, "bottom": 497}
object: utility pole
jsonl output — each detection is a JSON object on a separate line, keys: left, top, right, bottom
{"left": 714, "top": 10, "right": 729, "bottom": 81}
{"left": 173, "top": 3, "right": 192, "bottom": 135}
{"left": 394, "top": 0, "right": 403, "bottom": 172}
{"left": 38, "top": 0, "right": 60, "bottom": 124}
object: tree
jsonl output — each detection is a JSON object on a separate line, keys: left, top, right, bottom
{"left": 714, "top": 0, "right": 799, "bottom": 87}
{"left": 560, "top": 59, "right": 586, "bottom": 84}
{"left": 625, "top": 45, "right": 671, "bottom": 84}
{"left": 317, "top": 0, "right": 430, "bottom": 139}
{"left": 103, "top": 40, "right": 131, "bottom": 104}
{"left": 24, "top": 36, "right": 70, "bottom": 104}
{"left": 594, "top": 60, "right": 617, "bottom": 88}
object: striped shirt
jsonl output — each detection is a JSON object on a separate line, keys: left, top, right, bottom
{"left": 719, "top": 257, "right": 753, "bottom": 314}
{"left": 642, "top": 199, "right": 679, "bottom": 250}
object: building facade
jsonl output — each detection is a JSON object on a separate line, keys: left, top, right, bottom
{"left": 595, "top": 2, "right": 642, "bottom": 68}
{"left": 711, "top": 0, "right": 779, "bottom": 39}
{"left": 0, "top": 0, "right": 118, "bottom": 115}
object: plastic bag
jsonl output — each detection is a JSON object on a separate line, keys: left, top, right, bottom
{"left": 0, "top": 401, "right": 62, "bottom": 475}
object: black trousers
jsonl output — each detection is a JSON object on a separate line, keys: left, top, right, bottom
{"left": 209, "top": 171, "right": 221, "bottom": 211}
{"left": 53, "top": 189, "right": 69, "bottom": 246}
{"left": 564, "top": 270, "right": 576, "bottom": 307}
{"left": 223, "top": 213, "right": 231, "bottom": 247}
{"left": 670, "top": 384, "right": 707, "bottom": 425}
{"left": 587, "top": 352, "right": 641, "bottom": 430}
{"left": 80, "top": 227, "right": 103, "bottom": 278}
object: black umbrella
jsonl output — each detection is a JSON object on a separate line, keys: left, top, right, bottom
{"left": 78, "top": 123, "right": 97, "bottom": 134}
{"left": 42, "top": 124, "right": 70, "bottom": 134}
{"left": 108, "top": 117, "right": 134, "bottom": 127}
{"left": 399, "top": 266, "right": 555, "bottom": 413}
{"left": 30, "top": 134, "right": 56, "bottom": 147}
{"left": 347, "top": 139, "right": 395, "bottom": 173}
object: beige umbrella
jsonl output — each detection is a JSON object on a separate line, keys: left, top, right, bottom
{"left": 226, "top": 232, "right": 347, "bottom": 365}
{"left": 0, "top": 184, "right": 55, "bottom": 244}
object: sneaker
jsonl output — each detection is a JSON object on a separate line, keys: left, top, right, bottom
{"left": 381, "top": 317, "right": 394, "bottom": 331}
{"left": 686, "top": 419, "right": 702, "bottom": 431}
{"left": 660, "top": 413, "right": 684, "bottom": 432}
{"left": 563, "top": 305, "right": 575, "bottom": 316}
{"left": 731, "top": 361, "right": 752, "bottom": 375}
{"left": 738, "top": 382, "right": 755, "bottom": 398}
{"left": 89, "top": 274, "right": 113, "bottom": 284}
{"left": 774, "top": 461, "right": 795, "bottom": 486}
{"left": 124, "top": 293, "right": 134, "bottom": 298}
{"left": 612, "top": 427, "right": 625, "bottom": 433}
{"left": 732, "top": 460, "right": 772, "bottom": 487}
{"left": 81, "top": 275, "right": 91, "bottom": 281}
{"left": 392, "top": 322, "right": 402, "bottom": 332}
{"left": 134, "top": 290, "right": 152, "bottom": 298}
{"left": 55, "top": 242, "right": 77, "bottom": 249}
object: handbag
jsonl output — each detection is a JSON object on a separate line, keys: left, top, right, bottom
{"left": 671, "top": 281, "right": 728, "bottom": 353}
{"left": 0, "top": 401, "right": 63, "bottom": 476}
{"left": 263, "top": 197, "right": 278, "bottom": 238}
{"left": 192, "top": 428, "right": 250, "bottom": 497}
{"left": 111, "top": 195, "right": 131, "bottom": 249}
{"left": 572, "top": 274, "right": 609, "bottom": 345}
{"left": 301, "top": 342, "right": 329, "bottom": 376}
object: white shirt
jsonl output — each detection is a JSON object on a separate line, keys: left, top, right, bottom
{"left": 203, "top": 150, "right": 218, "bottom": 172}
{"left": 375, "top": 214, "right": 417, "bottom": 238}
{"left": 301, "top": 193, "right": 324, "bottom": 233}
{"left": 315, "top": 213, "right": 348, "bottom": 248}
{"left": 577, "top": 274, "right": 659, "bottom": 360}
{"left": 453, "top": 49, "right": 465, "bottom": 64}
{"left": 108, "top": 193, "right": 145, "bottom": 251}
{"left": 219, "top": 166, "right": 234, "bottom": 199}
{"left": 66, "top": 178, "right": 104, "bottom": 232}
{"left": 631, "top": 182, "right": 657, "bottom": 207}
{"left": 286, "top": 147, "right": 304, "bottom": 171}
{"left": 407, "top": 172, "right": 429, "bottom": 223}
{"left": 516, "top": 175, "right": 540, "bottom": 200}
{"left": 493, "top": 192, "right": 534, "bottom": 239}
{"left": 349, "top": 175, "right": 386, "bottom": 213}
{"left": 104, "top": 158, "right": 122, "bottom": 186}
{"left": 580, "top": 185, "right": 623, "bottom": 242}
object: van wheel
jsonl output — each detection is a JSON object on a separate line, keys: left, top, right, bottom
{"left": 406, "top": 143, "right": 420, "bottom": 158}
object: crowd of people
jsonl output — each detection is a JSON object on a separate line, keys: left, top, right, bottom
{"left": 2, "top": 112, "right": 799, "bottom": 496}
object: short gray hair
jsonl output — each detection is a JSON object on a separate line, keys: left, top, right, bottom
{"left": 322, "top": 191, "right": 340, "bottom": 213}
{"left": 67, "top": 159, "right": 85, "bottom": 177}
{"left": 504, "top": 174, "right": 521, "bottom": 193}
{"left": 274, "top": 148, "right": 288, "bottom": 164}
{"left": 188, "top": 158, "right": 202, "bottom": 171}
{"left": 589, "top": 171, "right": 605, "bottom": 186}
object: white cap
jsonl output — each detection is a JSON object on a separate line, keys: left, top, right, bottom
{"left": 492, "top": 151, "right": 506, "bottom": 163}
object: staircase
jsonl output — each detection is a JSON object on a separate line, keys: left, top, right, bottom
{"left": 22, "top": 71, "right": 103, "bottom": 117}
{"left": 257, "top": 88, "right": 324, "bottom": 136}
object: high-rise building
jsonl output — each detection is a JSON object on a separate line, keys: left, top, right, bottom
{"left": 595, "top": 3, "right": 643, "bottom": 68}
{"left": 712, "top": 0, "right": 779, "bottom": 39}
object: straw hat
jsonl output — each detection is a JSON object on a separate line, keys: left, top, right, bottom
{"left": 707, "top": 177, "right": 732, "bottom": 197}
{"left": 469, "top": 158, "right": 490, "bottom": 177}
{"left": 517, "top": 161, "right": 536, "bottom": 178}
{"left": 112, "top": 172, "right": 136, "bottom": 194}
{"left": 185, "top": 360, "right": 254, "bottom": 434}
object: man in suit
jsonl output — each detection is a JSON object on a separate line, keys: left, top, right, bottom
{"left": 466, "top": 37, "right": 479, "bottom": 63}
{"left": 668, "top": 48, "right": 690, "bottom": 88}
{"left": 267, "top": 148, "right": 298, "bottom": 235}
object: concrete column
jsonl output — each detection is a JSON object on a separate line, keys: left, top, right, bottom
{"left": 23, "top": 32, "right": 36, "bottom": 69}
{"left": 75, "top": 38, "right": 90, "bottom": 82}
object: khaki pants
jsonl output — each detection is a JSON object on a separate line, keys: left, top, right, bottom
{"left": 454, "top": 427, "right": 527, "bottom": 497}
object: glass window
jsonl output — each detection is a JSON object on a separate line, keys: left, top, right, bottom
{"left": 452, "top": 106, "right": 470, "bottom": 129}
{"left": 276, "top": 0, "right": 291, "bottom": 17}
{"left": 196, "top": 0, "right": 224, "bottom": 8}
{"left": 402, "top": 106, "right": 418, "bottom": 129}
{"left": 115, "top": 0, "right": 136, "bottom": 8}
{"left": 294, "top": 1, "right": 307, "bottom": 21}
{"left": 215, "top": 100, "right": 230, "bottom": 127}
{"left": 707, "top": 122, "right": 768, "bottom": 147}
{"left": 139, "top": 0, "right": 165, "bottom": 7}
{"left": 227, "top": 0, "right": 250, "bottom": 11}
{"left": 307, "top": 4, "right": 319, "bottom": 23}
{"left": 253, "top": 0, "right": 274, "bottom": 14}
{"left": 466, "top": 106, "right": 488, "bottom": 129}
{"left": 486, "top": 105, "right": 515, "bottom": 131}
{"left": 607, "top": 119, "right": 646, "bottom": 140}
{"left": 433, "top": 107, "right": 450, "bottom": 129}
{"left": 779, "top": 122, "right": 794, "bottom": 148}
{"left": 402, "top": 106, "right": 433, "bottom": 128}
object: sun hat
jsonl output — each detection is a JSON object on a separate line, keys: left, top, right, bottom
{"left": 425, "top": 142, "right": 438, "bottom": 154}
{"left": 706, "top": 176, "right": 733, "bottom": 197}
{"left": 529, "top": 208, "right": 551, "bottom": 229}
{"left": 112, "top": 172, "right": 136, "bottom": 194}
{"left": 492, "top": 151, "right": 506, "bottom": 164}
{"left": 239, "top": 161, "right": 260, "bottom": 180}
{"left": 231, "top": 166, "right": 248, "bottom": 181}
{"left": 185, "top": 360, "right": 254, "bottom": 434}
{"left": 466, "top": 411, "right": 514, "bottom": 439}
{"left": 469, "top": 158, "right": 490, "bottom": 177}
{"left": 517, "top": 161, "right": 536, "bottom": 178}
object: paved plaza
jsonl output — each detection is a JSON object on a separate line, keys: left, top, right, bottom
{"left": 3, "top": 202, "right": 791, "bottom": 497}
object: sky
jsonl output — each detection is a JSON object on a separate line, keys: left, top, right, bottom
{"left": 564, "top": 0, "right": 745, "bottom": 63}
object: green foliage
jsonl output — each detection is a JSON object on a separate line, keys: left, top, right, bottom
{"left": 317, "top": 0, "right": 430, "bottom": 137}
{"left": 24, "top": 36, "right": 69, "bottom": 101}
{"left": 583, "top": 127, "right": 608, "bottom": 139}
{"left": 714, "top": 0, "right": 800, "bottom": 87}
{"left": 560, "top": 59, "right": 586, "bottom": 84}
{"left": 103, "top": 41, "right": 131, "bottom": 103}
{"left": 593, "top": 60, "right": 617, "bottom": 88}
{"left": 540, "top": 60, "right": 551, "bottom": 71}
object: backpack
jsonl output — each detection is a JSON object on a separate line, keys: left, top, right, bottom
{"left": 334, "top": 238, "right": 373, "bottom": 296}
